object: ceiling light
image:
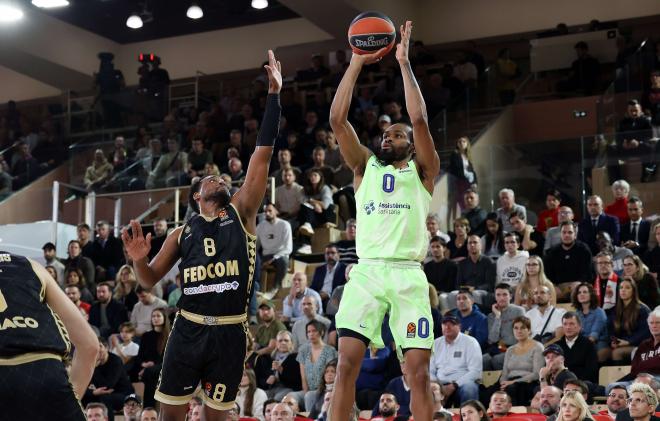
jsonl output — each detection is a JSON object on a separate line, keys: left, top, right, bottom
{"left": 126, "top": 13, "right": 143, "bottom": 29}
{"left": 0, "top": 2, "right": 23, "bottom": 22}
{"left": 186, "top": 3, "right": 203, "bottom": 19}
{"left": 251, "top": 0, "right": 268, "bottom": 9}
{"left": 31, "top": 0, "right": 69, "bottom": 8}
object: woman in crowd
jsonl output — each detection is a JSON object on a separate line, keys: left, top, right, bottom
{"left": 447, "top": 136, "right": 477, "bottom": 223}
{"left": 493, "top": 316, "right": 544, "bottom": 406}
{"left": 297, "top": 320, "right": 337, "bottom": 410}
{"left": 306, "top": 359, "right": 337, "bottom": 419}
{"left": 481, "top": 212, "right": 505, "bottom": 259}
{"left": 622, "top": 255, "right": 660, "bottom": 309}
{"left": 605, "top": 179, "right": 630, "bottom": 225}
{"left": 555, "top": 390, "right": 593, "bottom": 421}
{"left": 236, "top": 368, "right": 268, "bottom": 421}
{"left": 571, "top": 282, "right": 609, "bottom": 362}
{"left": 449, "top": 217, "right": 470, "bottom": 261}
{"left": 514, "top": 256, "right": 557, "bottom": 310}
{"left": 133, "top": 307, "right": 170, "bottom": 407}
{"left": 460, "top": 399, "right": 491, "bottom": 421}
{"left": 644, "top": 223, "right": 660, "bottom": 275}
{"left": 45, "top": 265, "right": 59, "bottom": 286}
{"left": 298, "top": 169, "right": 335, "bottom": 236}
{"left": 605, "top": 278, "right": 652, "bottom": 362}
{"left": 65, "top": 268, "right": 94, "bottom": 304}
{"left": 254, "top": 330, "right": 302, "bottom": 400}
{"left": 113, "top": 264, "right": 139, "bottom": 313}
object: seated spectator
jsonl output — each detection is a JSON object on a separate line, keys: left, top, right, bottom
{"left": 374, "top": 359, "right": 411, "bottom": 418}
{"left": 132, "top": 308, "right": 170, "bottom": 407}
{"left": 526, "top": 285, "right": 566, "bottom": 342}
{"left": 594, "top": 252, "right": 621, "bottom": 310}
{"left": 146, "top": 138, "right": 188, "bottom": 189}
{"left": 271, "top": 402, "right": 296, "bottom": 421}
{"left": 65, "top": 284, "right": 91, "bottom": 317}
{"left": 626, "top": 309, "right": 660, "bottom": 381}
{"left": 572, "top": 282, "right": 609, "bottom": 361}
{"left": 122, "top": 393, "right": 142, "bottom": 421}
{"left": 459, "top": 400, "right": 489, "bottom": 421}
{"left": 77, "top": 222, "right": 94, "bottom": 258}
{"left": 621, "top": 197, "right": 651, "bottom": 257}
{"left": 545, "top": 207, "right": 576, "bottom": 253}
{"left": 86, "top": 403, "right": 110, "bottom": 421}
{"left": 509, "top": 211, "right": 544, "bottom": 257}
{"left": 291, "top": 296, "right": 331, "bottom": 350}
{"left": 537, "top": 189, "right": 562, "bottom": 235}
{"left": 429, "top": 315, "right": 482, "bottom": 405}
{"left": 326, "top": 263, "right": 353, "bottom": 322}
{"left": 140, "top": 407, "right": 158, "bottom": 421}
{"left": 555, "top": 389, "right": 592, "bottom": 421}
{"left": 556, "top": 312, "right": 598, "bottom": 384}
{"left": 539, "top": 344, "right": 577, "bottom": 390}
{"left": 451, "top": 288, "right": 488, "bottom": 350}
{"left": 597, "top": 231, "right": 633, "bottom": 275}
{"left": 186, "top": 138, "right": 213, "bottom": 179}
{"left": 310, "top": 146, "right": 334, "bottom": 187}
{"left": 130, "top": 285, "right": 167, "bottom": 337}
{"left": 42, "top": 241, "right": 65, "bottom": 286}
{"left": 282, "top": 272, "right": 323, "bottom": 323}
{"left": 578, "top": 195, "right": 620, "bottom": 255}
{"left": 613, "top": 374, "right": 660, "bottom": 421}
{"left": 271, "top": 149, "right": 302, "bottom": 187}
{"left": 487, "top": 391, "right": 514, "bottom": 418}
{"left": 606, "top": 180, "right": 631, "bottom": 226}
{"left": 481, "top": 213, "right": 505, "bottom": 259}
{"left": 540, "top": 385, "right": 563, "bottom": 419}
{"left": 455, "top": 235, "right": 496, "bottom": 306}
{"left": 496, "top": 232, "right": 529, "bottom": 287}
{"left": 90, "top": 220, "right": 125, "bottom": 281}
{"left": 371, "top": 393, "right": 403, "bottom": 421}
{"left": 614, "top": 101, "right": 655, "bottom": 183}
{"left": 64, "top": 239, "right": 96, "bottom": 289}
{"left": 83, "top": 338, "right": 134, "bottom": 421}
{"left": 297, "top": 321, "right": 337, "bottom": 408}
{"left": 66, "top": 268, "right": 95, "bottom": 304}
{"left": 462, "top": 189, "right": 487, "bottom": 236}
{"left": 496, "top": 188, "right": 527, "bottom": 234}
{"left": 254, "top": 301, "right": 287, "bottom": 357}
{"left": 254, "top": 330, "right": 302, "bottom": 401}
{"left": 600, "top": 385, "right": 629, "bottom": 419}
{"left": 275, "top": 168, "right": 304, "bottom": 225}
{"left": 604, "top": 278, "right": 652, "bottom": 362}
{"left": 544, "top": 221, "right": 593, "bottom": 301}
{"left": 483, "top": 284, "right": 525, "bottom": 370}
{"left": 515, "top": 256, "right": 557, "bottom": 310}
{"left": 110, "top": 322, "right": 139, "bottom": 371}
{"left": 298, "top": 169, "right": 335, "bottom": 237}
{"left": 644, "top": 224, "right": 660, "bottom": 276}
{"left": 114, "top": 264, "right": 139, "bottom": 313}
{"left": 310, "top": 244, "right": 346, "bottom": 311}
{"left": 305, "top": 360, "right": 336, "bottom": 418}
{"left": 490, "top": 315, "right": 543, "bottom": 405}
{"left": 236, "top": 368, "right": 268, "bottom": 421}
{"left": 89, "top": 282, "right": 129, "bottom": 338}
{"left": 334, "top": 219, "right": 358, "bottom": 265}
{"left": 622, "top": 255, "right": 660, "bottom": 309}
{"left": 626, "top": 383, "right": 659, "bottom": 421}
{"left": 257, "top": 203, "right": 293, "bottom": 294}
{"left": 355, "top": 344, "right": 391, "bottom": 411}
{"left": 84, "top": 149, "right": 114, "bottom": 192}
{"left": 424, "top": 236, "right": 458, "bottom": 294}
{"left": 448, "top": 136, "right": 478, "bottom": 223}
{"left": 448, "top": 217, "right": 470, "bottom": 261}
{"left": 147, "top": 218, "right": 169, "bottom": 261}
{"left": 426, "top": 213, "right": 451, "bottom": 247}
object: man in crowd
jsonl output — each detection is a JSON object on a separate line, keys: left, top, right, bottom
{"left": 578, "top": 195, "right": 620, "bottom": 254}
{"left": 271, "top": 149, "right": 302, "bottom": 187}
{"left": 275, "top": 168, "right": 304, "bottom": 226}
{"left": 509, "top": 211, "right": 544, "bottom": 257}
{"left": 597, "top": 231, "right": 632, "bottom": 275}
{"left": 484, "top": 283, "right": 525, "bottom": 370}
{"left": 526, "top": 285, "right": 565, "bottom": 341}
{"left": 270, "top": 402, "right": 295, "bottom": 421}
{"left": 90, "top": 220, "right": 125, "bottom": 281}
{"left": 539, "top": 385, "right": 562, "bottom": 419}
{"left": 628, "top": 310, "right": 660, "bottom": 380}
{"left": 282, "top": 272, "right": 322, "bottom": 323}
{"left": 495, "top": 232, "right": 528, "bottom": 287}
{"left": 140, "top": 407, "right": 158, "bottom": 421}
{"left": 599, "top": 386, "right": 629, "bottom": 419}
{"left": 129, "top": 285, "right": 167, "bottom": 337}
{"left": 615, "top": 100, "right": 655, "bottom": 182}
{"left": 615, "top": 375, "right": 660, "bottom": 421}
{"left": 334, "top": 218, "right": 357, "bottom": 265}
{"left": 311, "top": 244, "right": 346, "bottom": 311}
{"left": 544, "top": 206, "right": 575, "bottom": 252}
{"left": 66, "top": 284, "right": 91, "bottom": 315}
{"left": 291, "top": 296, "right": 331, "bottom": 349}
{"left": 544, "top": 221, "right": 593, "bottom": 301}
{"left": 626, "top": 383, "right": 659, "bottom": 421}
{"left": 556, "top": 312, "right": 599, "bottom": 383}
{"left": 429, "top": 315, "right": 482, "bottom": 404}
{"left": 487, "top": 391, "right": 513, "bottom": 418}
{"left": 42, "top": 242, "right": 65, "bottom": 286}
{"left": 496, "top": 188, "right": 527, "bottom": 233}
{"left": 426, "top": 213, "right": 450, "bottom": 244}
{"left": 147, "top": 218, "right": 168, "bottom": 261}
{"left": 122, "top": 394, "right": 142, "bottom": 421}
{"left": 89, "top": 282, "right": 129, "bottom": 338}
{"left": 537, "top": 189, "right": 562, "bottom": 235}
{"left": 451, "top": 289, "right": 488, "bottom": 350}
{"left": 77, "top": 222, "right": 95, "bottom": 258}
{"left": 86, "top": 403, "right": 110, "bottom": 421}
{"left": 254, "top": 300, "right": 287, "bottom": 356}
{"left": 371, "top": 393, "right": 403, "bottom": 421}
{"left": 620, "top": 197, "right": 651, "bottom": 256}
{"left": 424, "top": 236, "right": 458, "bottom": 294}
{"left": 461, "top": 189, "right": 487, "bottom": 236}
{"left": 378, "top": 360, "right": 412, "bottom": 418}
{"left": 594, "top": 251, "right": 620, "bottom": 310}
{"left": 456, "top": 235, "right": 496, "bottom": 306}
{"left": 257, "top": 203, "right": 293, "bottom": 295}
{"left": 539, "top": 344, "right": 577, "bottom": 389}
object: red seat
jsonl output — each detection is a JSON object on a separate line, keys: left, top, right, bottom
{"left": 592, "top": 415, "right": 613, "bottom": 421}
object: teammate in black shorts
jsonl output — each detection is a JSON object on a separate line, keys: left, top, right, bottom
{"left": 122, "top": 50, "right": 282, "bottom": 421}
{"left": 0, "top": 251, "right": 98, "bottom": 421}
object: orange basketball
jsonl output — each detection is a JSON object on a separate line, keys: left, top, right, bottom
{"left": 348, "top": 11, "right": 396, "bottom": 57}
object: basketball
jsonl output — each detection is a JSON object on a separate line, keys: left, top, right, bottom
{"left": 347, "top": 11, "right": 396, "bottom": 57}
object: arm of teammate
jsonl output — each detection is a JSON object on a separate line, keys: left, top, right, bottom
{"left": 329, "top": 52, "right": 382, "bottom": 173}
{"left": 31, "top": 259, "right": 99, "bottom": 398}
{"left": 233, "top": 50, "right": 282, "bottom": 232}
{"left": 122, "top": 220, "right": 182, "bottom": 288}
{"left": 396, "top": 21, "right": 440, "bottom": 190}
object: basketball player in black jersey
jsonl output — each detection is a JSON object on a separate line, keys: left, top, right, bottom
{"left": 122, "top": 50, "right": 282, "bottom": 421}
{"left": 0, "top": 251, "right": 99, "bottom": 420}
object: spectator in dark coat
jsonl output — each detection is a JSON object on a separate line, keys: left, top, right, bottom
{"left": 63, "top": 239, "right": 96, "bottom": 290}
{"left": 578, "top": 195, "right": 620, "bottom": 254}
{"left": 310, "top": 244, "right": 346, "bottom": 310}
{"left": 90, "top": 220, "right": 125, "bottom": 281}
{"left": 89, "top": 282, "right": 129, "bottom": 338}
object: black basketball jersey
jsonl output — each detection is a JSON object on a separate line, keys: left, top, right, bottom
{"left": 177, "top": 204, "right": 257, "bottom": 318}
{"left": 0, "top": 252, "right": 72, "bottom": 359}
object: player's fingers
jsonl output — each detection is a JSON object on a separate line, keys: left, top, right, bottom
{"left": 133, "top": 220, "right": 144, "bottom": 239}
{"left": 120, "top": 227, "right": 130, "bottom": 243}
{"left": 145, "top": 232, "right": 152, "bottom": 248}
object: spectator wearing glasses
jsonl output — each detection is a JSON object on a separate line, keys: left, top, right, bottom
{"left": 622, "top": 255, "right": 660, "bottom": 309}
{"left": 600, "top": 386, "right": 629, "bottom": 419}
{"left": 594, "top": 251, "right": 621, "bottom": 310}
{"left": 626, "top": 383, "right": 659, "bottom": 421}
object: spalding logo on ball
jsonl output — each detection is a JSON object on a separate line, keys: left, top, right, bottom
{"left": 348, "top": 11, "right": 396, "bottom": 57}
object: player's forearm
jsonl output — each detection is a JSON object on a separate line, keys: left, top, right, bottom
{"left": 256, "top": 94, "right": 281, "bottom": 148}
{"left": 398, "top": 60, "right": 428, "bottom": 125}
{"left": 133, "top": 257, "right": 160, "bottom": 288}
{"left": 70, "top": 347, "right": 98, "bottom": 398}
{"left": 329, "top": 61, "right": 361, "bottom": 126}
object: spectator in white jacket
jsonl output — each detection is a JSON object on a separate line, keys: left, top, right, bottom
{"left": 256, "top": 203, "right": 293, "bottom": 293}
{"left": 496, "top": 232, "right": 529, "bottom": 288}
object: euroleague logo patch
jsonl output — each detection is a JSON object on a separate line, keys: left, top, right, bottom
{"left": 406, "top": 322, "right": 416, "bottom": 338}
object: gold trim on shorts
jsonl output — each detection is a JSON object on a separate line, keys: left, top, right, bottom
{"left": 155, "top": 390, "right": 196, "bottom": 406}
{"left": 179, "top": 309, "right": 247, "bottom": 325}
{"left": 0, "top": 351, "right": 62, "bottom": 366}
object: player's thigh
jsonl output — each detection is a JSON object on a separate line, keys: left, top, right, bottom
{"left": 387, "top": 267, "right": 434, "bottom": 352}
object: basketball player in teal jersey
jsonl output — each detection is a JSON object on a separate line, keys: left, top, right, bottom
{"left": 329, "top": 21, "right": 440, "bottom": 421}
{"left": 122, "top": 50, "right": 282, "bottom": 421}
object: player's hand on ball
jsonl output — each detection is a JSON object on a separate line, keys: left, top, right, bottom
{"left": 396, "top": 20, "right": 412, "bottom": 63}
{"left": 351, "top": 48, "right": 387, "bottom": 66}
{"left": 264, "top": 50, "right": 282, "bottom": 94}
{"left": 121, "top": 220, "right": 152, "bottom": 262}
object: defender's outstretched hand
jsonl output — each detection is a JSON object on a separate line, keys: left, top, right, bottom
{"left": 264, "top": 50, "right": 282, "bottom": 94}
{"left": 121, "top": 220, "right": 152, "bottom": 262}
{"left": 396, "top": 20, "right": 412, "bottom": 63}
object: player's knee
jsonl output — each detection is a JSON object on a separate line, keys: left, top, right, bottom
{"left": 336, "top": 353, "right": 361, "bottom": 377}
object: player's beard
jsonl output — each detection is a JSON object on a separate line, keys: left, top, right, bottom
{"left": 207, "top": 188, "right": 231, "bottom": 209}
{"left": 377, "top": 144, "right": 411, "bottom": 166}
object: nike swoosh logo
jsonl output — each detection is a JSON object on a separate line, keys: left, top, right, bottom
{"left": 359, "top": 324, "right": 367, "bottom": 328}
{"left": 184, "top": 386, "right": 193, "bottom": 390}
{"left": 184, "top": 234, "right": 192, "bottom": 240}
